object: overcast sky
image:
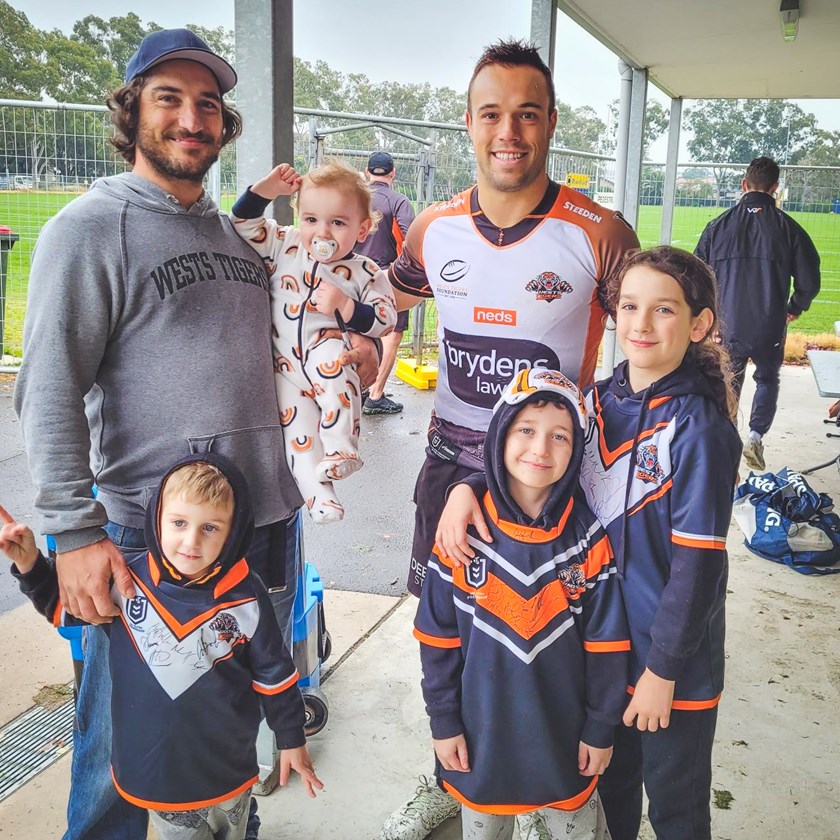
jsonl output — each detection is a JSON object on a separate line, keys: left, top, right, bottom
{"left": 17, "top": 0, "right": 840, "bottom": 160}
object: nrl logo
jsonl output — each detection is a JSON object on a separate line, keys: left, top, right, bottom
{"left": 466, "top": 555, "right": 488, "bottom": 589}
{"left": 126, "top": 595, "right": 148, "bottom": 625}
{"left": 635, "top": 444, "right": 665, "bottom": 484}
{"left": 525, "top": 271, "right": 573, "bottom": 302}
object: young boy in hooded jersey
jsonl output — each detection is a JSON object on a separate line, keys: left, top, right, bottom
{"left": 415, "top": 367, "right": 629, "bottom": 840}
{"left": 0, "top": 454, "right": 322, "bottom": 840}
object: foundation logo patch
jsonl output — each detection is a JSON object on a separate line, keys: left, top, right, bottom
{"left": 440, "top": 259, "right": 470, "bottom": 282}
{"left": 525, "top": 271, "right": 573, "bottom": 302}
{"left": 126, "top": 595, "right": 148, "bottom": 625}
{"left": 209, "top": 612, "right": 245, "bottom": 643}
{"left": 636, "top": 444, "right": 665, "bottom": 484}
{"left": 466, "top": 554, "right": 488, "bottom": 589}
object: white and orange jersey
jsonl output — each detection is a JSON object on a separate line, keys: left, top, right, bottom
{"left": 390, "top": 182, "right": 639, "bottom": 436}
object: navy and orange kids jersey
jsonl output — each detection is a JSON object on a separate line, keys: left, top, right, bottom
{"left": 13, "top": 454, "right": 306, "bottom": 812}
{"left": 415, "top": 369, "right": 629, "bottom": 814}
{"left": 580, "top": 360, "right": 741, "bottom": 709}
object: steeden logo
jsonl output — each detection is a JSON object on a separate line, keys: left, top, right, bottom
{"left": 474, "top": 306, "right": 517, "bottom": 326}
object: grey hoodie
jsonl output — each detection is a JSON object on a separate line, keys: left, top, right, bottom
{"left": 15, "top": 172, "right": 302, "bottom": 552}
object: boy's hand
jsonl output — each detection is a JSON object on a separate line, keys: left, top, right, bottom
{"left": 0, "top": 504, "right": 39, "bottom": 573}
{"left": 251, "top": 164, "right": 302, "bottom": 201}
{"left": 433, "top": 734, "right": 470, "bottom": 772}
{"left": 314, "top": 281, "right": 353, "bottom": 322}
{"left": 435, "top": 484, "right": 491, "bottom": 567}
{"left": 623, "top": 668, "right": 675, "bottom": 731}
{"left": 578, "top": 742, "right": 612, "bottom": 776}
{"left": 279, "top": 745, "right": 324, "bottom": 798}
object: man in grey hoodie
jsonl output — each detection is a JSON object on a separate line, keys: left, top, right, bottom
{"left": 14, "top": 29, "right": 373, "bottom": 840}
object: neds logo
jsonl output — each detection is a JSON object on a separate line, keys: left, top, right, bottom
{"left": 474, "top": 307, "right": 517, "bottom": 326}
{"left": 440, "top": 260, "right": 469, "bottom": 282}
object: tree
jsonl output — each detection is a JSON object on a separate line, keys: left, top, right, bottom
{"left": 0, "top": 2, "right": 48, "bottom": 99}
{"left": 684, "top": 99, "right": 819, "bottom": 202}
{"left": 684, "top": 99, "right": 817, "bottom": 165}
{"left": 71, "top": 13, "right": 161, "bottom": 82}
{"left": 554, "top": 104, "right": 605, "bottom": 154}
{"left": 605, "top": 98, "right": 669, "bottom": 157}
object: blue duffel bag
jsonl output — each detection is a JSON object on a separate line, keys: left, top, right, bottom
{"left": 732, "top": 467, "right": 840, "bottom": 575}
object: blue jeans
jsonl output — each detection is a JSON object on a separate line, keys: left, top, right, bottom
{"left": 63, "top": 516, "right": 299, "bottom": 840}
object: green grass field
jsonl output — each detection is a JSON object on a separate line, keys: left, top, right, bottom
{"left": 1, "top": 192, "right": 837, "bottom": 359}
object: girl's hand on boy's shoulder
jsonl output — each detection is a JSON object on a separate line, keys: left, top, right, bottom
{"left": 578, "top": 742, "right": 612, "bottom": 776}
{"left": 435, "top": 484, "right": 491, "bottom": 567}
{"left": 623, "top": 668, "right": 675, "bottom": 732}
{"left": 433, "top": 734, "right": 470, "bottom": 772}
{"left": 279, "top": 745, "right": 324, "bottom": 798}
{"left": 252, "top": 163, "right": 302, "bottom": 201}
{"left": 0, "top": 504, "right": 39, "bottom": 573}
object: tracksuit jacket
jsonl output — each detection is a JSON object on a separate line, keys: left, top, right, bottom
{"left": 415, "top": 369, "right": 630, "bottom": 814}
{"left": 694, "top": 191, "right": 821, "bottom": 355}
{"left": 12, "top": 454, "right": 306, "bottom": 812}
{"left": 579, "top": 360, "right": 742, "bottom": 706}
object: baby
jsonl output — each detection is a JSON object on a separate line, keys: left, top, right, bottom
{"left": 232, "top": 160, "right": 397, "bottom": 523}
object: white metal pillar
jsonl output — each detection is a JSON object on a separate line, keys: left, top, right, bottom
{"left": 660, "top": 97, "right": 682, "bottom": 244}
{"left": 530, "top": 0, "right": 557, "bottom": 72}
{"left": 234, "top": 0, "right": 294, "bottom": 224}
{"left": 612, "top": 61, "right": 634, "bottom": 213}
{"left": 623, "top": 67, "right": 648, "bottom": 229}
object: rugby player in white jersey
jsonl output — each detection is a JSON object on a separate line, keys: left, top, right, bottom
{"left": 380, "top": 39, "right": 639, "bottom": 840}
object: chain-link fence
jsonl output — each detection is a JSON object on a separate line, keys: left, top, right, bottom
{"left": 2, "top": 98, "right": 839, "bottom": 362}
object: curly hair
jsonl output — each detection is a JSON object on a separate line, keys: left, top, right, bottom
{"left": 106, "top": 74, "right": 243, "bottom": 165}
{"left": 296, "top": 158, "right": 381, "bottom": 232}
{"left": 605, "top": 246, "right": 738, "bottom": 420}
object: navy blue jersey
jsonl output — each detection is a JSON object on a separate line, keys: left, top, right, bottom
{"left": 415, "top": 369, "right": 629, "bottom": 814}
{"left": 580, "top": 361, "right": 741, "bottom": 708}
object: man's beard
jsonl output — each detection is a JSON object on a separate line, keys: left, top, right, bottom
{"left": 136, "top": 127, "right": 221, "bottom": 183}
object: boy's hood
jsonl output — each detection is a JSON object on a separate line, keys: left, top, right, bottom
{"left": 144, "top": 453, "right": 255, "bottom": 587}
{"left": 91, "top": 171, "right": 220, "bottom": 217}
{"left": 485, "top": 368, "right": 588, "bottom": 529}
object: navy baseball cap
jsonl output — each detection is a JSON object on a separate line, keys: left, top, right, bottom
{"left": 367, "top": 152, "right": 394, "bottom": 175}
{"left": 125, "top": 29, "right": 237, "bottom": 94}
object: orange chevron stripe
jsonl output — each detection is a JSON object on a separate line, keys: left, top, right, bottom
{"left": 453, "top": 566, "right": 570, "bottom": 641}
{"left": 593, "top": 387, "right": 672, "bottom": 467}
{"left": 627, "top": 478, "right": 673, "bottom": 516}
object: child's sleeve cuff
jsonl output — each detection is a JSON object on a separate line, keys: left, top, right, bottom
{"left": 10, "top": 552, "right": 52, "bottom": 590}
{"left": 581, "top": 718, "right": 615, "bottom": 750}
{"left": 273, "top": 727, "right": 306, "bottom": 750}
{"left": 646, "top": 647, "right": 687, "bottom": 681}
{"left": 231, "top": 187, "right": 271, "bottom": 219}
{"left": 429, "top": 712, "right": 464, "bottom": 741}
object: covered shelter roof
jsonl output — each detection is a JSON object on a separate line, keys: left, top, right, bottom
{"left": 556, "top": 0, "right": 840, "bottom": 99}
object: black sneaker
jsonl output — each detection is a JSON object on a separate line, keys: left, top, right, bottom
{"left": 363, "top": 395, "right": 403, "bottom": 415}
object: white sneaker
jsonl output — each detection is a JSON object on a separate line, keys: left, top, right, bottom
{"left": 743, "top": 436, "right": 766, "bottom": 471}
{"left": 380, "top": 776, "right": 460, "bottom": 840}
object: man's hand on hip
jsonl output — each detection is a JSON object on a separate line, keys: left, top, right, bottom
{"left": 56, "top": 538, "right": 136, "bottom": 624}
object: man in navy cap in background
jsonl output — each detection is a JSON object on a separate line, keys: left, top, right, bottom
{"left": 356, "top": 151, "right": 416, "bottom": 415}
{"left": 15, "top": 28, "right": 374, "bottom": 840}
